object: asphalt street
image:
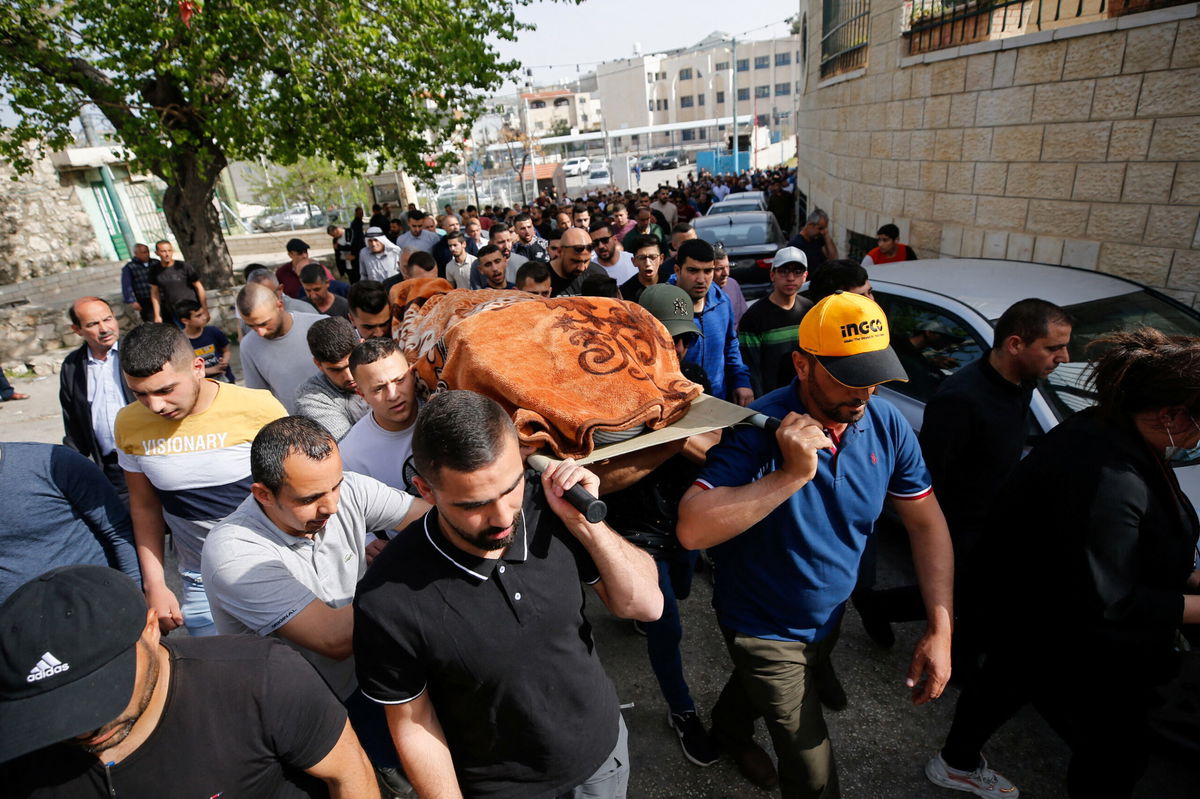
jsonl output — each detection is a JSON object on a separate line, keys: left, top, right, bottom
{"left": 3, "top": 358, "right": 1196, "bottom": 798}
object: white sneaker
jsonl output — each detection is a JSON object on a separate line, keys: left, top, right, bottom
{"left": 925, "top": 753, "right": 1019, "bottom": 798}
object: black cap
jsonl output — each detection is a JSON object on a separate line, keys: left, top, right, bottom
{"left": 0, "top": 566, "right": 146, "bottom": 762}
{"left": 286, "top": 238, "right": 309, "bottom": 253}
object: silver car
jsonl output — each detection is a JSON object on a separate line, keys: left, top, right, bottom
{"left": 867, "top": 258, "right": 1200, "bottom": 499}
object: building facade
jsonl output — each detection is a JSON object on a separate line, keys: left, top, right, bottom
{"left": 794, "top": 0, "right": 1200, "bottom": 305}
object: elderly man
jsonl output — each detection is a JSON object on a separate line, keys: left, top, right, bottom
{"left": 787, "top": 209, "right": 839, "bottom": 276}
{"left": 549, "top": 228, "right": 609, "bottom": 297}
{"left": 358, "top": 227, "right": 402, "bottom": 283}
{"left": 677, "top": 291, "right": 954, "bottom": 798}
{"left": 120, "top": 243, "right": 157, "bottom": 322}
{"left": 237, "top": 283, "right": 324, "bottom": 413}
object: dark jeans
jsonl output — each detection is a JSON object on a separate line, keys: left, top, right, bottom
{"left": 941, "top": 645, "right": 1152, "bottom": 799}
{"left": 0, "top": 372, "right": 15, "bottom": 401}
{"left": 345, "top": 689, "right": 402, "bottom": 769}
{"left": 644, "top": 549, "right": 698, "bottom": 714}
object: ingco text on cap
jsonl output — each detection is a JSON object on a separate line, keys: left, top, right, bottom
{"left": 839, "top": 316, "right": 886, "bottom": 344}
{"left": 800, "top": 290, "right": 893, "bottom": 358}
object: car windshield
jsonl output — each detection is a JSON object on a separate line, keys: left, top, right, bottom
{"left": 710, "top": 202, "right": 760, "bottom": 213}
{"left": 1040, "top": 291, "right": 1200, "bottom": 435}
{"left": 695, "top": 218, "right": 779, "bottom": 247}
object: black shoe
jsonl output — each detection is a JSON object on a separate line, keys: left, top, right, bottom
{"left": 816, "top": 666, "right": 848, "bottom": 712}
{"left": 668, "top": 709, "right": 720, "bottom": 767}
{"left": 711, "top": 726, "right": 778, "bottom": 788}
{"left": 632, "top": 619, "right": 647, "bottom": 636}
{"left": 852, "top": 591, "right": 895, "bottom": 649}
{"left": 375, "top": 765, "right": 414, "bottom": 798}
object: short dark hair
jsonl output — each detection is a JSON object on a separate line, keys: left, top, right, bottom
{"left": 242, "top": 263, "right": 269, "bottom": 282}
{"left": 173, "top": 298, "right": 202, "bottom": 320}
{"left": 876, "top": 223, "right": 900, "bottom": 239}
{"left": 809, "top": 259, "right": 869, "bottom": 302}
{"left": 349, "top": 336, "right": 402, "bottom": 375}
{"left": 412, "top": 391, "right": 516, "bottom": 487}
{"left": 477, "top": 243, "right": 502, "bottom": 260}
{"left": 512, "top": 212, "right": 531, "bottom": 225}
{"left": 121, "top": 323, "right": 193, "bottom": 377}
{"left": 515, "top": 261, "right": 550, "bottom": 286}
{"left": 676, "top": 238, "right": 715, "bottom": 266}
{"left": 348, "top": 280, "right": 389, "bottom": 315}
{"left": 407, "top": 209, "right": 427, "bottom": 222}
{"left": 307, "top": 316, "right": 359, "bottom": 364}
{"left": 671, "top": 222, "right": 693, "bottom": 236}
{"left": 993, "top": 298, "right": 1073, "bottom": 350}
{"left": 588, "top": 221, "right": 612, "bottom": 235}
{"left": 581, "top": 273, "right": 619, "bottom": 298}
{"left": 548, "top": 228, "right": 563, "bottom": 243}
{"left": 444, "top": 230, "right": 465, "bottom": 243}
{"left": 251, "top": 416, "right": 336, "bottom": 494}
{"left": 299, "top": 263, "right": 328, "bottom": 284}
{"left": 572, "top": 203, "right": 589, "bottom": 217}
{"left": 629, "top": 234, "right": 662, "bottom": 255}
{"left": 489, "top": 222, "right": 509, "bottom": 237}
{"left": 408, "top": 251, "right": 437, "bottom": 273}
{"left": 610, "top": 202, "right": 627, "bottom": 214}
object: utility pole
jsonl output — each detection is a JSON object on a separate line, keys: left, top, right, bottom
{"left": 80, "top": 109, "right": 136, "bottom": 256}
{"left": 730, "top": 37, "right": 739, "bottom": 178}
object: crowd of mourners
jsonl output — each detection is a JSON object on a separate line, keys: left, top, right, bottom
{"left": 0, "top": 163, "right": 1197, "bottom": 799}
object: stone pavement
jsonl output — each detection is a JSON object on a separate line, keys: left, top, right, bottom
{"left": 0, "top": 369, "right": 1196, "bottom": 798}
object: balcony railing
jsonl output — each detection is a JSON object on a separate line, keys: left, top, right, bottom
{"left": 903, "top": 0, "right": 1192, "bottom": 55}
{"left": 822, "top": 0, "right": 873, "bottom": 77}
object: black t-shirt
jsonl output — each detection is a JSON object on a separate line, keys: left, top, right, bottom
{"left": 354, "top": 477, "right": 619, "bottom": 799}
{"left": 1, "top": 636, "right": 347, "bottom": 798}
{"left": 314, "top": 293, "right": 350, "bottom": 318}
{"left": 149, "top": 261, "right": 201, "bottom": 314}
{"left": 736, "top": 295, "right": 813, "bottom": 396}
{"left": 549, "top": 262, "right": 609, "bottom": 297}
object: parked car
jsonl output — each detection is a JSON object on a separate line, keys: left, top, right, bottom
{"left": 692, "top": 211, "right": 787, "bottom": 301}
{"left": 586, "top": 168, "right": 613, "bottom": 188}
{"left": 252, "top": 203, "right": 321, "bottom": 232}
{"left": 652, "top": 154, "right": 681, "bottom": 170}
{"left": 563, "top": 157, "right": 591, "bottom": 177}
{"left": 707, "top": 197, "right": 768, "bottom": 215}
{"left": 304, "top": 207, "right": 357, "bottom": 228}
{"left": 636, "top": 155, "right": 658, "bottom": 172}
{"left": 865, "top": 259, "right": 1200, "bottom": 498}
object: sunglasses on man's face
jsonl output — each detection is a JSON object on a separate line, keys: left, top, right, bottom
{"left": 565, "top": 243, "right": 595, "bottom": 254}
{"left": 591, "top": 235, "right": 612, "bottom": 245}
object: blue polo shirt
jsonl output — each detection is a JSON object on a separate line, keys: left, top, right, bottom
{"left": 696, "top": 379, "right": 931, "bottom": 642}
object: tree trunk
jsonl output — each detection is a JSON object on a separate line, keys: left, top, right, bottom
{"left": 159, "top": 150, "right": 236, "bottom": 289}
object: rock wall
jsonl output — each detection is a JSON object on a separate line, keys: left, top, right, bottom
{"left": 0, "top": 146, "right": 104, "bottom": 285}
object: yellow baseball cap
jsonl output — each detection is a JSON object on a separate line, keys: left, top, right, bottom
{"left": 799, "top": 291, "right": 908, "bottom": 388}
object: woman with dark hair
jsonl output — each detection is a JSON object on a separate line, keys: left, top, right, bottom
{"left": 926, "top": 327, "right": 1200, "bottom": 799}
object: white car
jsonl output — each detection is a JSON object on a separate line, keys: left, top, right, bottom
{"left": 563, "top": 157, "right": 591, "bottom": 177}
{"left": 586, "top": 168, "right": 613, "bottom": 187}
{"left": 867, "top": 258, "right": 1200, "bottom": 500}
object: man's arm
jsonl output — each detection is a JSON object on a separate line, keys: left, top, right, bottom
{"left": 303, "top": 719, "right": 381, "bottom": 799}
{"left": 724, "top": 312, "right": 754, "bottom": 407}
{"left": 58, "top": 363, "right": 86, "bottom": 455}
{"left": 277, "top": 600, "right": 355, "bottom": 660}
{"left": 385, "top": 694, "right": 463, "bottom": 799}
{"left": 540, "top": 459, "right": 663, "bottom": 621}
{"left": 192, "top": 280, "right": 207, "bottom": 311}
{"left": 149, "top": 285, "right": 162, "bottom": 323}
{"left": 125, "top": 469, "right": 182, "bottom": 631}
{"left": 54, "top": 448, "right": 141, "bottom": 585}
{"left": 120, "top": 265, "right": 136, "bottom": 305}
{"left": 892, "top": 494, "right": 954, "bottom": 705}
{"left": 677, "top": 413, "right": 832, "bottom": 549}
{"left": 822, "top": 234, "right": 839, "bottom": 260}
{"left": 240, "top": 342, "right": 267, "bottom": 390}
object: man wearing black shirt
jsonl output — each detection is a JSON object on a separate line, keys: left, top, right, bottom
{"left": 0, "top": 565, "right": 377, "bottom": 798}
{"left": 149, "top": 240, "right": 205, "bottom": 326}
{"left": 354, "top": 391, "right": 662, "bottom": 799}
{"left": 737, "top": 247, "right": 813, "bottom": 396}
{"left": 855, "top": 299, "right": 1072, "bottom": 661}
{"left": 548, "top": 228, "right": 609, "bottom": 297}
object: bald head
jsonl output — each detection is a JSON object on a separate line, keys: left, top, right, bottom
{"left": 236, "top": 282, "right": 281, "bottom": 317}
{"left": 557, "top": 227, "right": 594, "bottom": 280}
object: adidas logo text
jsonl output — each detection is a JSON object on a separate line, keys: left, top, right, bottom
{"left": 27, "top": 652, "right": 70, "bottom": 683}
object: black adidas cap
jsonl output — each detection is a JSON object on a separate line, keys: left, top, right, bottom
{"left": 0, "top": 566, "right": 146, "bottom": 763}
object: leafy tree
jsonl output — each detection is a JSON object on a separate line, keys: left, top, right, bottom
{"left": 246, "top": 157, "right": 366, "bottom": 215}
{"left": 0, "top": 0, "right": 542, "bottom": 286}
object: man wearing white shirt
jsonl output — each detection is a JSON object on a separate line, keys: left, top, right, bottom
{"left": 443, "top": 230, "right": 478, "bottom": 289}
{"left": 357, "top": 226, "right": 402, "bottom": 283}
{"left": 339, "top": 337, "right": 419, "bottom": 493}
{"left": 590, "top": 220, "right": 638, "bottom": 284}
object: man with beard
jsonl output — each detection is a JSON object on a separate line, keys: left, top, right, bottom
{"left": 467, "top": 223, "right": 528, "bottom": 289}
{"left": 589, "top": 220, "right": 637, "bottom": 284}
{"left": 0, "top": 565, "right": 378, "bottom": 798}
{"left": 548, "top": 228, "right": 608, "bottom": 297}
{"left": 353, "top": 391, "right": 662, "bottom": 799}
{"left": 677, "top": 291, "right": 954, "bottom": 798}
{"left": 510, "top": 213, "right": 549, "bottom": 263}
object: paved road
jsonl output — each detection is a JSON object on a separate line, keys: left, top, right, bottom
{"left": 2, "top": 366, "right": 1195, "bottom": 798}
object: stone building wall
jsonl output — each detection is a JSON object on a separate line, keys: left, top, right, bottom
{"left": 795, "top": 1, "right": 1200, "bottom": 306}
{"left": 0, "top": 146, "right": 104, "bottom": 285}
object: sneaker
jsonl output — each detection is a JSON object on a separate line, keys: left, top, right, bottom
{"left": 375, "top": 765, "right": 414, "bottom": 798}
{"left": 667, "top": 709, "right": 720, "bottom": 767}
{"left": 925, "top": 753, "right": 1019, "bottom": 798}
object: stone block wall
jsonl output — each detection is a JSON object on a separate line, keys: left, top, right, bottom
{"left": 795, "top": 1, "right": 1200, "bottom": 306}
{"left": 0, "top": 145, "right": 104, "bottom": 285}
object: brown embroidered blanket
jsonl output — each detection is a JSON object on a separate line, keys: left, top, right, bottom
{"left": 389, "top": 279, "right": 701, "bottom": 457}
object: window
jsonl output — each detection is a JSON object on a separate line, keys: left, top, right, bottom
{"left": 775, "top": 82, "right": 791, "bottom": 96}
{"left": 756, "top": 113, "right": 769, "bottom": 126}
{"left": 871, "top": 293, "right": 985, "bottom": 402}
{"left": 530, "top": 100, "right": 546, "bottom": 109}
{"left": 679, "top": 67, "right": 693, "bottom": 80}
{"left": 715, "top": 61, "right": 730, "bottom": 71}
{"left": 648, "top": 100, "right": 655, "bottom": 112}
{"left": 553, "top": 97, "right": 570, "bottom": 107}
{"left": 821, "top": 0, "right": 870, "bottom": 77}
{"left": 680, "top": 95, "right": 694, "bottom": 108}
{"left": 736, "top": 58, "right": 749, "bottom": 72}
{"left": 737, "top": 87, "right": 750, "bottom": 101}
{"left": 755, "top": 85, "right": 770, "bottom": 98}
{"left": 647, "top": 72, "right": 654, "bottom": 83}
{"left": 657, "top": 99, "right": 667, "bottom": 111}
{"left": 716, "top": 91, "right": 725, "bottom": 103}
{"left": 755, "top": 55, "right": 770, "bottom": 69}
{"left": 657, "top": 71, "right": 666, "bottom": 80}
{"left": 682, "top": 129, "right": 696, "bottom": 141}
{"left": 777, "top": 110, "right": 792, "bottom": 121}
{"left": 698, "top": 129, "right": 707, "bottom": 140}
{"left": 776, "top": 52, "right": 792, "bottom": 66}
{"left": 698, "top": 94, "right": 705, "bottom": 106}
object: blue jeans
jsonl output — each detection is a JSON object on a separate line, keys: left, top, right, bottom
{"left": 644, "top": 549, "right": 698, "bottom": 715}
{"left": 179, "top": 569, "right": 216, "bottom": 637}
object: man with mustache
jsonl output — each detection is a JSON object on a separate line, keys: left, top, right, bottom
{"left": 678, "top": 291, "right": 955, "bottom": 798}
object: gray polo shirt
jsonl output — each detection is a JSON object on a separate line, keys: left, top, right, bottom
{"left": 201, "top": 471, "right": 415, "bottom": 699}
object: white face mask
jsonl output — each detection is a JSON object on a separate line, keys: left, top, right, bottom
{"left": 1164, "top": 416, "right": 1200, "bottom": 464}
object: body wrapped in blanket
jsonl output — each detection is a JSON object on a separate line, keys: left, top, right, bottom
{"left": 389, "top": 278, "right": 702, "bottom": 458}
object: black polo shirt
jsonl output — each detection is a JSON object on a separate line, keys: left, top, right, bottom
{"left": 918, "top": 355, "right": 1036, "bottom": 558}
{"left": 353, "top": 477, "right": 620, "bottom": 799}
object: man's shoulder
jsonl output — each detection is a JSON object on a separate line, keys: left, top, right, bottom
{"left": 296, "top": 372, "right": 335, "bottom": 398}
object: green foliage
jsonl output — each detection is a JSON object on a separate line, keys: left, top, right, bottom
{"left": 0, "top": 0, "right": 539, "bottom": 181}
{"left": 247, "top": 157, "right": 366, "bottom": 212}
{"left": 549, "top": 118, "right": 571, "bottom": 137}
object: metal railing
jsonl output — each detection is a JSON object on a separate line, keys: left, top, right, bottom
{"left": 821, "top": 0, "right": 872, "bottom": 77}
{"left": 904, "top": 0, "right": 1192, "bottom": 55}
